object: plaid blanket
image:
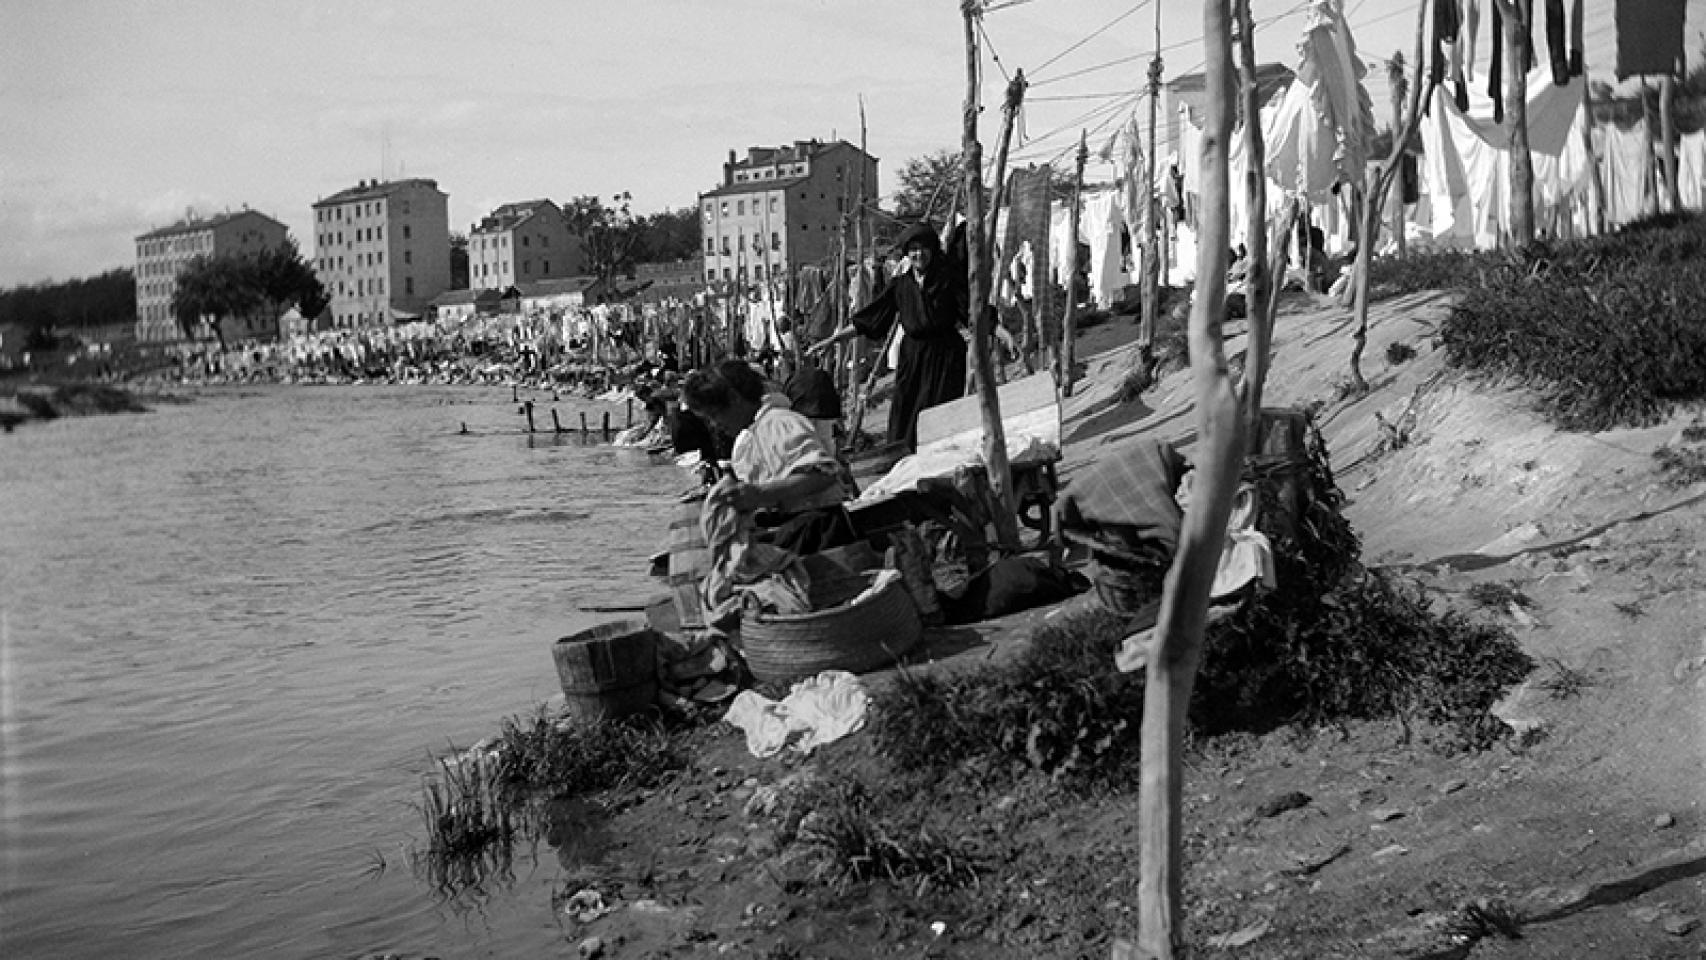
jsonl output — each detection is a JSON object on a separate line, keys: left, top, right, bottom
{"left": 1057, "top": 438, "right": 1187, "bottom": 559}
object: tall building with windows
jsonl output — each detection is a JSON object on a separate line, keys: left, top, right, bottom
{"left": 468, "top": 199, "right": 583, "bottom": 291}
{"left": 133, "top": 209, "right": 289, "bottom": 342}
{"left": 311, "top": 178, "right": 451, "bottom": 328}
{"left": 698, "top": 140, "right": 878, "bottom": 289}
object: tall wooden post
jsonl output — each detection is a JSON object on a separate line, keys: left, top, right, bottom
{"left": 1137, "top": 3, "right": 1164, "bottom": 376}
{"left": 1491, "top": 0, "right": 1536, "bottom": 246}
{"left": 1235, "top": 0, "right": 1273, "bottom": 447}
{"left": 1349, "top": 0, "right": 1432, "bottom": 393}
{"left": 1061, "top": 131, "right": 1088, "bottom": 397}
{"left": 1128, "top": 3, "right": 1245, "bottom": 956}
{"left": 1387, "top": 53, "right": 1409, "bottom": 258}
{"left": 1580, "top": 72, "right": 1604, "bottom": 235}
{"left": 985, "top": 71, "right": 1028, "bottom": 372}
{"left": 961, "top": 0, "right": 1019, "bottom": 550}
{"left": 1659, "top": 73, "right": 1681, "bottom": 214}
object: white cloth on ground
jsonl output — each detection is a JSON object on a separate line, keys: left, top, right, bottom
{"left": 723, "top": 670, "right": 872, "bottom": 759}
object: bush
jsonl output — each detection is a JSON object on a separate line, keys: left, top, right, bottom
{"left": 1439, "top": 214, "right": 1706, "bottom": 431}
{"left": 872, "top": 419, "right": 1534, "bottom": 783}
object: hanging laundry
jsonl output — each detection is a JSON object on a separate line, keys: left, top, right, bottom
{"left": 1544, "top": 0, "right": 1569, "bottom": 86}
{"left": 1465, "top": 0, "right": 1481, "bottom": 82}
{"left": 1488, "top": 1, "right": 1504, "bottom": 123}
{"left": 1614, "top": 0, "right": 1686, "bottom": 79}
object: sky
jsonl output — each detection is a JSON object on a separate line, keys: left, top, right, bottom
{"left": 0, "top": 0, "right": 1696, "bottom": 289}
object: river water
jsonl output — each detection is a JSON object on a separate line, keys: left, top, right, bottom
{"left": 0, "top": 386, "right": 684, "bottom": 959}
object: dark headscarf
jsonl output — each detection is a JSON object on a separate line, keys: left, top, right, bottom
{"left": 893, "top": 222, "right": 942, "bottom": 258}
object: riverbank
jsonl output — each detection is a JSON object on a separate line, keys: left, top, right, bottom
{"left": 429, "top": 284, "right": 1706, "bottom": 959}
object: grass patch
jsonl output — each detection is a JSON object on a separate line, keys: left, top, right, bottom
{"left": 1367, "top": 248, "right": 1498, "bottom": 300}
{"left": 771, "top": 776, "right": 981, "bottom": 894}
{"left": 1438, "top": 214, "right": 1706, "bottom": 431}
{"left": 411, "top": 750, "right": 525, "bottom": 896}
{"left": 1385, "top": 341, "right": 1418, "bottom": 365}
{"left": 489, "top": 710, "right": 686, "bottom": 797}
{"left": 410, "top": 710, "right": 688, "bottom": 895}
{"left": 1465, "top": 581, "right": 1533, "bottom": 610}
{"left": 1533, "top": 657, "right": 1592, "bottom": 700}
{"left": 1654, "top": 443, "right": 1706, "bottom": 487}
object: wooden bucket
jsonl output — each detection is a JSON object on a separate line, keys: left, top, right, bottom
{"left": 665, "top": 498, "right": 710, "bottom": 629}
{"left": 552, "top": 619, "right": 660, "bottom": 722}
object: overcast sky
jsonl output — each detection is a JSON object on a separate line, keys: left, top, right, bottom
{"left": 0, "top": 0, "right": 1691, "bottom": 288}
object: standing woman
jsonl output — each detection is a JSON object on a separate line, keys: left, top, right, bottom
{"left": 812, "top": 221, "right": 968, "bottom": 451}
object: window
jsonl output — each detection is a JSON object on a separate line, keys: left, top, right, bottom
{"left": 406, "top": 277, "right": 414, "bottom": 295}
{"left": 402, "top": 201, "right": 410, "bottom": 215}
{"left": 706, "top": 269, "right": 716, "bottom": 282}
{"left": 753, "top": 265, "right": 764, "bottom": 280}
{"left": 377, "top": 252, "right": 383, "bottom": 264}
{"left": 706, "top": 238, "right": 715, "bottom": 255}
{"left": 403, "top": 225, "right": 411, "bottom": 240}
{"left": 837, "top": 197, "right": 845, "bottom": 213}
{"left": 541, "top": 235, "right": 549, "bottom": 248}
{"left": 523, "top": 260, "right": 531, "bottom": 276}
{"left": 771, "top": 232, "right": 780, "bottom": 250}
{"left": 800, "top": 223, "right": 809, "bottom": 231}
{"left": 737, "top": 200, "right": 745, "bottom": 215}
{"left": 522, "top": 236, "right": 530, "bottom": 247}
{"left": 723, "top": 268, "right": 732, "bottom": 280}
{"left": 721, "top": 201, "right": 729, "bottom": 216}
{"left": 543, "top": 259, "right": 550, "bottom": 273}
{"left": 703, "top": 204, "right": 713, "bottom": 223}
{"left": 376, "top": 226, "right": 382, "bottom": 240}
{"left": 769, "top": 197, "right": 778, "bottom": 213}
{"left": 720, "top": 237, "right": 731, "bottom": 255}
{"left": 404, "top": 250, "right": 412, "bottom": 264}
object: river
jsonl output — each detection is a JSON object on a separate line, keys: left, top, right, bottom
{"left": 0, "top": 385, "right": 684, "bottom": 959}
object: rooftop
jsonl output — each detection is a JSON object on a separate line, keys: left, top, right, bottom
{"left": 136, "top": 208, "right": 285, "bottom": 241}
{"left": 312, "top": 177, "right": 442, "bottom": 208}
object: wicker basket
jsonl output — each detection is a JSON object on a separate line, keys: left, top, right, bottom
{"left": 740, "top": 570, "right": 923, "bottom": 683}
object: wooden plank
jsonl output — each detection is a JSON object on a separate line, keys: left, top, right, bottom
{"left": 916, "top": 370, "right": 1059, "bottom": 450}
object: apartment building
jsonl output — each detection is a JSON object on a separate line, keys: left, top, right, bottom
{"left": 311, "top": 178, "right": 451, "bottom": 328}
{"left": 698, "top": 139, "right": 878, "bottom": 289}
{"left": 133, "top": 209, "right": 289, "bottom": 342}
{"left": 468, "top": 199, "right": 583, "bottom": 291}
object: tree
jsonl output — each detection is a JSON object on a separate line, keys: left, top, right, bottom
{"left": 637, "top": 207, "right": 702, "bottom": 262}
{"left": 563, "top": 193, "right": 644, "bottom": 291}
{"left": 893, "top": 149, "right": 966, "bottom": 222}
{"left": 172, "top": 240, "right": 324, "bottom": 349}
{"left": 449, "top": 233, "right": 470, "bottom": 289}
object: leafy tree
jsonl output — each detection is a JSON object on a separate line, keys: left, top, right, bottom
{"left": 172, "top": 240, "right": 324, "bottom": 349}
{"left": 636, "top": 207, "right": 702, "bottom": 262}
{"left": 893, "top": 149, "right": 965, "bottom": 223}
{"left": 563, "top": 193, "right": 644, "bottom": 291}
{"left": 0, "top": 269, "right": 136, "bottom": 335}
{"left": 449, "top": 233, "right": 470, "bottom": 289}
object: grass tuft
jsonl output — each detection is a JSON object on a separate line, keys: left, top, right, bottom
{"left": 1465, "top": 581, "right": 1533, "bottom": 610}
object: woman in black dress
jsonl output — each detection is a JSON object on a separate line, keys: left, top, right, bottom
{"left": 812, "top": 221, "right": 968, "bottom": 451}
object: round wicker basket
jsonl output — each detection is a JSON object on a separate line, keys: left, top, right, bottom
{"left": 740, "top": 570, "right": 923, "bottom": 683}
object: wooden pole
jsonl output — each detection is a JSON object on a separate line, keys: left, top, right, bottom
{"left": 1490, "top": 0, "right": 1536, "bottom": 246}
{"left": 1580, "top": 74, "right": 1604, "bottom": 235}
{"left": 1387, "top": 53, "right": 1409, "bottom": 258}
{"left": 1235, "top": 0, "right": 1274, "bottom": 448}
{"left": 985, "top": 71, "right": 1028, "bottom": 373}
{"left": 1349, "top": 0, "right": 1433, "bottom": 394}
{"left": 1061, "top": 131, "right": 1088, "bottom": 397}
{"left": 1660, "top": 72, "right": 1681, "bottom": 214}
{"left": 1130, "top": 3, "right": 1245, "bottom": 955}
{"left": 1137, "top": 0, "right": 1164, "bottom": 375}
{"left": 552, "top": 408, "right": 563, "bottom": 433}
{"left": 523, "top": 399, "right": 536, "bottom": 433}
{"left": 602, "top": 410, "right": 611, "bottom": 440}
{"left": 961, "top": 0, "right": 1019, "bottom": 551}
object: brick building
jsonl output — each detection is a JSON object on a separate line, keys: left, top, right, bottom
{"left": 698, "top": 140, "right": 878, "bottom": 290}
{"left": 311, "top": 178, "right": 451, "bottom": 328}
{"left": 133, "top": 209, "right": 290, "bottom": 343}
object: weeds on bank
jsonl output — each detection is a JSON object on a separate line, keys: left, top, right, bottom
{"left": 1654, "top": 443, "right": 1706, "bottom": 487}
{"left": 872, "top": 419, "right": 1534, "bottom": 787}
{"left": 411, "top": 710, "right": 686, "bottom": 895}
{"left": 1465, "top": 581, "right": 1533, "bottom": 611}
{"left": 765, "top": 776, "right": 981, "bottom": 894}
{"left": 1437, "top": 214, "right": 1706, "bottom": 432}
{"left": 412, "top": 748, "right": 524, "bottom": 896}
{"left": 490, "top": 710, "right": 685, "bottom": 796}
{"left": 1534, "top": 657, "right": 1593, "bottom": 700}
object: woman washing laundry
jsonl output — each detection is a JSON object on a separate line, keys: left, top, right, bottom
{"left": 680, "top": 359, "right": 855, "bottom": 556}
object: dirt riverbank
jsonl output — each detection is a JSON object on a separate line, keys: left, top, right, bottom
{"left": 473, "top": 290, "right": 1706, "bottom": 958}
